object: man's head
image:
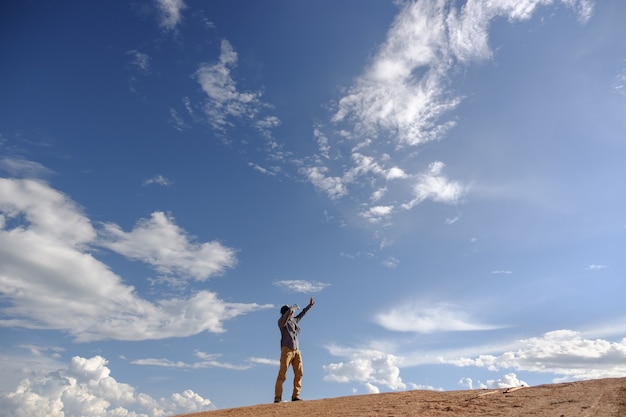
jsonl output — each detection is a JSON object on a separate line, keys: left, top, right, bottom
{"left": 280, "top": 305, "right": 290, "bottom": 315}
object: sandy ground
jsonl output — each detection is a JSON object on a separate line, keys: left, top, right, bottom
{"left": 174, "top": 377, "right": 626, "bottom": 417}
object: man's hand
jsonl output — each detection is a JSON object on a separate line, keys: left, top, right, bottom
{"left": 308, "top": 297, "right": 315, "bottom": 308}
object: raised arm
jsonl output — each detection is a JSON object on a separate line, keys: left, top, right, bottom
{"left": 295, "top": 297, "right": 315, "bottom": 321}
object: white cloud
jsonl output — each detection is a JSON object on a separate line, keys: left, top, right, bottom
{"left": 332, "top": 0, "right": 460, "bottom": 147}
{"left": 486, "top": 372, "right": 528, "bottom": 388}
{"left": 442, "top": 330, "right": 626, "bottom": 381}
{"left": 143, "top": 174, "right": 173, "bottom": 187}
{"left": 381, "top": 256, "right": 399, "bottom": 269}
{"left": 127, "top": 50, "right": 151, "bottom": 74}
{"left": 248, "top": 162, "right": 277, "bottom": 176}
{"left": 586, "top": 264, "right": 608, "bottom": 271}
{"left": 247, "top": 357, "right": 279, "bottom": 366}
{"left": 301, "top": 0, "right": 591, "bottom": 226}
{"left": 300, "top": 166, "right": 348, "bottom": 200}
{"left": 364, "top": 383, "right": 380, "bottom": 394}
{"left": 131, "top": 351, "right": 250, "bottom": 371}
{"left": 323, "top": 346, "right": 407, "bottom": 392}
{"left": 375, "top": 301, "right": 503, "bottom": 333}
{"left": 459, "top": 372, "right": 527, "bottom": 390}
{"left": 386, "top": 166, "right": 407, "bottom": 180}
{"left": 0, "top": 178, "right": 96, "bottom": 247}
{"left": 99, "top": 211, "right": 236, "bottom": 281}
{"left": 0, "top": 355, "right": 213, "bottom": 417}
{"left": 273, "top": 279, "right": 330, "bottom": 293}
{"left": 360, "top": 205, "right": 394, "bottom": 223}
{"left": 194, "top": 40, "right": 278, "bottom": 136}
{"left": 155, "top": 0, "right": 187, "bottom": 31}
{"left": 0, "top": 158, "right": 54, "bottom": 179}
{"left": 0, "top": 346, "right": 66, "bottom": 394}
{"left": 615, "top": 65, "right": 626, "bottom": 96}
{"left": 169, "top": 108, "right": 190, "bottom": 131}
{"left": 445, "top": 215, "right": 460, "bottom": 224}
{"left": 0, "top": 177, "right": 271, "bottom": 342}
{"left": 402, "top": 161, "right": 467, "bottom": 209}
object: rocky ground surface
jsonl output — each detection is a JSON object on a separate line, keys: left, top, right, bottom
{"left": 174, "top": 377, "right": 626, "bottom": 417}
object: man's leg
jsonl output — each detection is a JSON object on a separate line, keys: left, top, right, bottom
{"left": 274, "top": 347, "right": 294, "bottom": 402}
{"left": 291, "top": 350, "right": 303, "bottom": 400}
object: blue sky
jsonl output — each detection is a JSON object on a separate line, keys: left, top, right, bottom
{"left": 1, "top": 0, "right": 625, "bottom": 415}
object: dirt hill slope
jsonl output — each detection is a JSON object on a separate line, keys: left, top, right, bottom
{"left": 174, "top": 377, "right": 626, "bottom": 417}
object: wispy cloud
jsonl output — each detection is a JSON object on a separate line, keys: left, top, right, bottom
{"left": 248, "top": 162, "right": 277, "bottom": 176}
{"left": 132, "top": 351, "right": 250, "bottom": 370}
{"left": 143, "top": 174, "right": 174, "bottom": 187}
{"left": 169, "top": 108, "right": 191, "bottom": 131}
{"left": 248, "top": 357, "right": 279, "bottom": 366}
{"left": 273, "top": 279, "right": 331, "bottom": 293}
{"left": 381, "top": 256, "right": 399, "bottom": 269}
{"left": 586, "top": 264, "right": 608, "bottom": 271}
{"left": 614, "top": 64, "right": 626, "bottom": 96}
{"left": 0, "top": 157, "right": 54, "bottom": 178}
{"left": 375, "top": 301, "right": 504, "bottom": 333}
{"left": 155, "top": 0, "right": 187, "bottom": 31}
{"left": 126, "top": 50, "right": 151, "bottom": 74}
{"left": 491, "top": 270, "right": 513, "bottom": 275}
{"left": 0, "top": 176, "right": 271, "bottom": 342}
{"left": 402, "top": 161, "right": 467, "bottom": 209}
{"left": 194, "top": 40, "right": 278, "bottom": 135}
{"left": 298, "top": 0, "right": 592, "bottom": 227}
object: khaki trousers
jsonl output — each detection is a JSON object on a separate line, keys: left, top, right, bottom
{"left": 274, "top": 346, "right": 303, "bottom": 401}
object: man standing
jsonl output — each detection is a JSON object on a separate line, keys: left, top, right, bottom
{"left": 274, "top": 297, "right": 315, "bottom": 403}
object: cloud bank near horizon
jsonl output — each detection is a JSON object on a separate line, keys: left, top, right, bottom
{"left": 0, "top": 354, "right": 213, "bottom": 417}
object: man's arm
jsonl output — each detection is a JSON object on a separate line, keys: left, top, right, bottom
{"left": 295, "top": 297, "right": 315, "bottom": 321}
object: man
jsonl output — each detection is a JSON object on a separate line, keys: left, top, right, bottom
{"left": 274, "top": 297, "right": 315, "bottom": 403}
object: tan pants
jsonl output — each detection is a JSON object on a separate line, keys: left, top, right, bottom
{"left": 274, "top": 346, "right": 303, "bottom": 401}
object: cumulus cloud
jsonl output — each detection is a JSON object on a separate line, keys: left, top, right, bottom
{"left": 99, "top": 211, "right": 236, "bottom": 281}
{"left": 273, "top": 279, "right": 331, "bottom": 293}
{"left": 0, "top": 177, "right": 271, "bottom": 342}
{"left": 486, "top": 373, "right": 528, "bottom": 388}
{"left": 0, "top": 355, "right": 213, "bottom": 417}
{"left": 360, "top": 205, "right": 394, "bottom": 223}
{"left": 323, "top": 346, "right": 407, "bottom": 392}
{"left": 459, "top": 373, "right": 527, "bottom": 389}
{"left": 442, "top": 330, "right": 626, "bottom": 381}
{"left": 375, "top": 301, "right": 503, "bottom": 333}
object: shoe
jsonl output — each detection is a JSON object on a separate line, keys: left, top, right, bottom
{"left": 291, "top": 397, "right": 302, "bottom": 401}
{"left": 274, "top": 399, "right": 281, "bottom": 403}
